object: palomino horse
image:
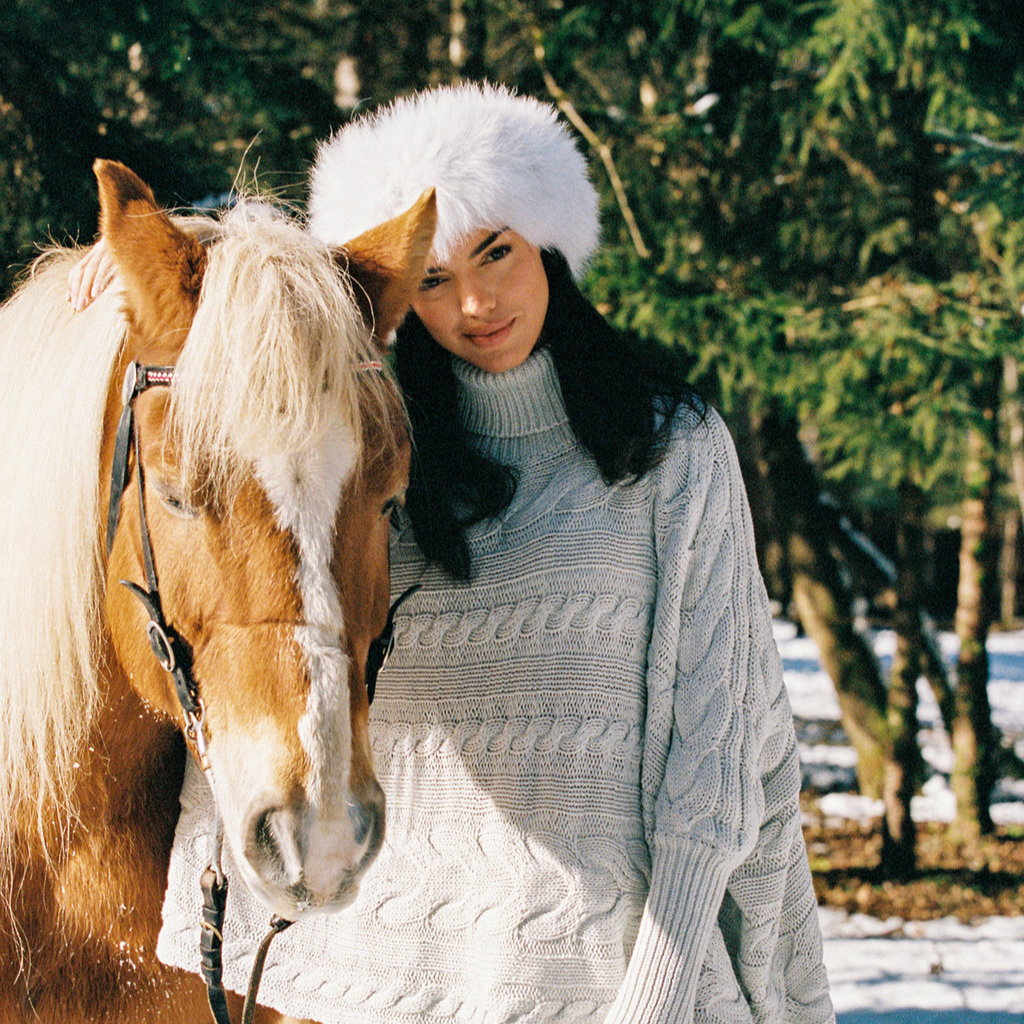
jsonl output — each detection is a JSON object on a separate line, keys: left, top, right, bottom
{"left": 0, "top": 161, "right": 435, "bottom": 1023}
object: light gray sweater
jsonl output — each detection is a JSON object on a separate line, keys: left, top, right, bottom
{"left": 157, "top": 348, "right": 834, "bottom": 1023}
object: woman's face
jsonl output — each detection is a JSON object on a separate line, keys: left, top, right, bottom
{"left": 411, "top": 227, "right": 549, "bottom": 374}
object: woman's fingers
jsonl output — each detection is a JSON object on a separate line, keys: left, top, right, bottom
{"left": 67, "top": 238, "right": 116, "bottom": 311}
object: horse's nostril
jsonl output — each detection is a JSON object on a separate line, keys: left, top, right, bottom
{"left": 253, "top": 808, "right": 274, "bottom": 853}
{"left": 349, "top": 778, "right": 386, "bottom": 850}
{"left": 348, "top": 797, "right": 378, "bottom": 846}
{"left": 247, "top": 805, "right": 303, "bottom": 888}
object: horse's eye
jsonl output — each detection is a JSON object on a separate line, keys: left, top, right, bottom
{"left": 382, "top": 495, "right": 404, "bottom": 522}
{"left": 157, "top": 485, "right": 198, "bottom": 520}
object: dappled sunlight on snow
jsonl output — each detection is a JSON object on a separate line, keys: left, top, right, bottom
{"left": 775, "top": 620, "right": 1024, "bottom": 825}
{"left": 774, "top": 620, "right": 1024, "bottom": 1021}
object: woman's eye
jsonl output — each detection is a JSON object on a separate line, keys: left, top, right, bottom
{"left": 419, "top": 274, "right": 445, "bottom": 291}
{"left": 483, "top": 244, "right": 512, "bottom": 263}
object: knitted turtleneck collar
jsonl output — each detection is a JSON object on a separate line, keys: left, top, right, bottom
{"left": 452, "top": 347, "right": 570, "bottom": 440}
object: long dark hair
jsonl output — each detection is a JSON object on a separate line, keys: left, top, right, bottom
{"left": 394, "top": 249, "right": 703, "bottom": 581}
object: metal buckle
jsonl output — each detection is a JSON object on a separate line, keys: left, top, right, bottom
{"left": 121, "top": 362, "right": 139, "bottom": 406}
{"left": 146, "top": 619, "right": 176, "bottom": 672}
{"left": 185, "top": 701, "right": 213, "bottom": 773}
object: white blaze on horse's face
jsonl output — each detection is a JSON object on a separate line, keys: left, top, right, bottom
{"left": 191, "top": 414, "right": 388, "bottom": 919}
{"left": 244, "top": 420, "right": 378, "bottom": 912}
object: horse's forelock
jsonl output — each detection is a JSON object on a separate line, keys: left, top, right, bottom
{"left": 168, "top": 216, "right": 387, "bottom": 502}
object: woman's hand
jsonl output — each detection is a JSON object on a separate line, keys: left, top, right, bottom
{"left": 67, "top": 238, "right": 117, "bottom": 311}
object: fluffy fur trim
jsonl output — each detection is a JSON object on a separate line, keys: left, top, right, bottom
{"left": 308, "top": 82, "right": 600, "bottom": 278}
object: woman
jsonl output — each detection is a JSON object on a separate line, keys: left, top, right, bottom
{"left": 74, "top": 83, "right": 833, "bottom": 1024}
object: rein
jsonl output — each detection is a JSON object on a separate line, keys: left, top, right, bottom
{"left": 106, "top": 360, "right": 416, "bottom": 1024}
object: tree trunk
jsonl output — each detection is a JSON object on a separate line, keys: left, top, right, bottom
{"left": 731, "top": 392, "right": 790, "bottom": 611}
{"left": 820, "top": 491, "right": 958, "bottom": 742}
{"left": 747, "top": 405, "right": 890, "bottom": 797}
{"left": 919, "top": 613, "right": 956, "bottom": 739}
{"left": 1000, "top": 510, "right": 1019, "bottom": 627}
{"left": 1002, "top": 355, "right": 1024, "bottom": 522}
{"left": 951, "top": 388, "right": 1000, "bottom": 842}
{"left": 882, "top": 480, "right": 924, "bottom": 877}
{"left": 788, "top": 552, "right": 890, "bottom": 797}
{"left": 449, "top": 0, "right": 487, "bottom": 79}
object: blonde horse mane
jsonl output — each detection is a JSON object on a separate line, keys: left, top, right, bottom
{"left": 0, "top": 250, "right": 126, "bottom": 870}
{"left": 0, "top": 208, "right": 399, "bottom": 878}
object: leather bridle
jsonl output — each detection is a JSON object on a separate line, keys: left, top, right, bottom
{"left": 106, "top": 360, "right": 417, "bottom": 1024}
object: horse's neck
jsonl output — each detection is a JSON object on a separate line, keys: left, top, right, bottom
{"left": 1, "top": 666, "right": 201, "bottom": 1023}
{"left": 39, "top": 665, "right": 187, "bottom": 926}
{"left": 68, "top": 665, "right": 186, "bottom": 863}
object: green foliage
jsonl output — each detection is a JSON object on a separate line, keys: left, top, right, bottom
{"left": 4, "top": 0, "right": 1024, "bottom": 535}
{"left": 788, "top": 272, "right": 1008, "bottom": 495}
{"left": 517, "top": 1, "right": 1024, "bottom": 519}
{"left": 522, "top": 0, "right": 1024, "bottom": 574}
{"left": 0, "top": 0, "right": 438, "bottom": 292}
{"left": 0, "top": 101, "right": 50, "bottom": 287}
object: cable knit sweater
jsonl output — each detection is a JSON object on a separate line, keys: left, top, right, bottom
{"left": 157, "top": 348, "right": 834, "bottom": 1024}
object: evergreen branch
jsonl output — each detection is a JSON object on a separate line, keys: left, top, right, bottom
{"left": 929, "top": 128, "right": 1024, "bottom": 155}
{"left": 821, "top": 133, "right": 883, "bottom": 192}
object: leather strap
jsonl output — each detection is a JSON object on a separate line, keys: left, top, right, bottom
{"left": 365, "top": 584, "right": 420, "bottom": 703}
{"left": 241, "top": 918, "right": 294, "bottom": 1024}
{"left": 200, "top": 868, "right": 232, "bottom": 1024}
{"left": 106, "top": 363, "right": 175, "bottom": 557}
{"left": 116, "top": 404, "right": 202, "bottom": 720}
{"left": 106, "top": 400, "right": 135, "bottom": 556}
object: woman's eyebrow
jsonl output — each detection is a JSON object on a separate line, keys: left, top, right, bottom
{"left": 424, "top": 228, "right": 511, "bottom": 274}
{"left": 470, "top": 227, "right": 510, "bottom": 257}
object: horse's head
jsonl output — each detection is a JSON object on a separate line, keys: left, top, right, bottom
{"left": 96, "top": 160, "right": 434, "bottom": 918}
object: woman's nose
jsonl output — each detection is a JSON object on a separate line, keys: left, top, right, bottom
{"left": 460, "top": 275, "right": 495, "bottom": 316}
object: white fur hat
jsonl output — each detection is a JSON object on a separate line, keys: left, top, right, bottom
{"left": 308, "top": 82, "right": 600, "bottom": 278}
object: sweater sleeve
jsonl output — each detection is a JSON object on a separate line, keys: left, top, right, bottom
{"left": 604, "top": 408, "right": 833, "bottom": 1024}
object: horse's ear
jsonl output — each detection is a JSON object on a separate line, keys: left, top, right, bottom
{"left": 338, "top": 188, "right": 437, "bottom": 347}
{"left": 94, "top": 159, "right": 207, "bottom": 354}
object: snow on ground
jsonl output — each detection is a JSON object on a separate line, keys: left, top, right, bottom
{"left": 777, "top": 621, "right": 1024, "bottom": 1021}
{"left": 820, "top": 910, "right": 1024, "bottom": 1023}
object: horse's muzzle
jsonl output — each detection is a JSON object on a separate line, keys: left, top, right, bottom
{"left": 243, "top": 783, "right": 385, "bottom": 917}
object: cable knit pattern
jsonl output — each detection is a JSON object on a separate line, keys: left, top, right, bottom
{"left": 157, "top": 349, "right": 833, "bottom": 1023}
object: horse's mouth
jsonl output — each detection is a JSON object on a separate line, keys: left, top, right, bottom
{"left": 288, "top": 828, "right": 385, "bottom": 914}
{"left": 240, "top": 857, "right": 371, "bottom": 920}
{"left": 283, "top": 875, "right": 360, "bottom": 915}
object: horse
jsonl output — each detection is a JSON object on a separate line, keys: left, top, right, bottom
{"left": 0, "top": 160, "right": 435, "bottom": 1024}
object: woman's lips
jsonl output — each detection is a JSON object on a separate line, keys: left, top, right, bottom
{"left": 464, "top": 318, "right": 514, "bottom": 348}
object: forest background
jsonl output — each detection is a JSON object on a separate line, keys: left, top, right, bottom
{"left": 3, "top": 0, "right": 1024, "bottom": 880}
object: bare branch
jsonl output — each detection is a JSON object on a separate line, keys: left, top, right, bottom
{"left": 530, "top": 30, "right": 651, "bottom": 260}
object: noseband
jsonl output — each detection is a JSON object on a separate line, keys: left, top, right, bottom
{"left": 106, "top": 360, "right": 417, "bottom": 1024}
